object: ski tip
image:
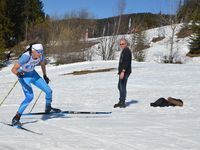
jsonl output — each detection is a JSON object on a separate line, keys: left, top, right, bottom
{"left": 1, "top": 122, "right": 21, "bottom": 128}
{"left": 13, "top": 125, "right": 20, "bottom": 129}
{"left": 96, "top": 111, "right": 112, "bottom": 114}
{"left": 99, "top": 112, "right": 112, "bottom": 114}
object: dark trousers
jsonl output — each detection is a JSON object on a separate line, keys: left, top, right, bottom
{"left": 118, "top": 73, "right": 130, "bottom": 102}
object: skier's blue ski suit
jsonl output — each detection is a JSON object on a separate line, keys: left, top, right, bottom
{"left": 17, "top": 51, "right": 52, "bottom": 114}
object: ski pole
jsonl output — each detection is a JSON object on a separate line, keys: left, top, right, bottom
{"left": 29, "top": 90, "right": 42, "bottom": 113}
{"left": 0, "top": 80, "right": 18, "bottom": 107}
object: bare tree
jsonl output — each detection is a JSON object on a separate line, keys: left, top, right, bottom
{"left": 96, "top": 0, "right": 126, "bottom": 60}
{"left": 64, "top": 8, "right": 95, "bottom": 19}
{"left": 115, "top": 0, "right": 126, "bottom": 35}
{"left": 129, "top": 25, "right": 149, "bottom": 61}
{"left": 168, "top": 0, "right": 180, "bottom": 63}
{"left": 159, "top": 0, "right": 180, "bottom": 63}
{"left": 46, "top": 9, "right": 96, "bottom": 64}
{"left": 96, "top": 36, "right": 116, "bottom": 60}
{"left": 48, "top": 15, "right": 63, "bottom": 47}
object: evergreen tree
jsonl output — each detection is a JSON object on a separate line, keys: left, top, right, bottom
{"left": 189, "top": 12, "right": 200, "bottom": 54}
{"left": 0, "top": 0, "right": 6, "bottom": 50}
{"left": 0, "top": 0, "right": 13, "bottom": 49}
{"left": 0, "top": 0, "right": 45, "bottom": 48}
{"left": 130, "top": 26, "right": 148, "bottom": 62}
{"left": 7, "top": 0, "right": 45, "bottom": 44}
{"left": 189, "top": 26, "right": 200, "bottom": 54}
{"left": 178, "top": 0, "right": 200, "bottom": 22}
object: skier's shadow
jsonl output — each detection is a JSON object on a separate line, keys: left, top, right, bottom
{"left": 40, "top": 113, "right": 111, "bottom": 121}
{"left": 22, "top": 120, "right": 39, "bottom": 125}
{"left": 41, "top": 113, "right": 68, "bottom": 121}
{"left": 125, "top": 100, "right": 139, "bottom": 107}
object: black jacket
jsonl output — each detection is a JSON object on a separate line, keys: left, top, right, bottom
{"left": 118, "top": 47, "right": 132, "bottom": 75}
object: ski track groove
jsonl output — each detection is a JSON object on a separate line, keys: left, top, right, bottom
{"left": 39, "top": 119, "right": 137, "bottom": 150}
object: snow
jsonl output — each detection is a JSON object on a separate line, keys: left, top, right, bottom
{"left": 144, "top": 24, "right": 190, "bottom": 63}
{"left": 88, "top": 23, "right": 200, "bottom": 63}
{"left": 1, "top": 23, "right": 200, "bottom": 150}
{"left": 143, "top": 24, "right": 200, "bottom": 63}
{"left": 1, "top": 60, "right": 200, "bottom": 150}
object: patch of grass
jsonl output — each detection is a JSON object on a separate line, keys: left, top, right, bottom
{"left": 151, "top": 36, "right": 165, "bottom": 43}
{"left": 63, "top": 68, "right": 116, "bottom": 75}
{"left": 186, "top": 52, "right": 200, "bottom": 57}
{"left": 176, "top": 26, "right": 193, "bottom": 38}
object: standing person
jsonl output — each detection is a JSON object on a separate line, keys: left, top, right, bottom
{"left": 114, "top": 38, "right": 132, "bottom": 108}
{"left": 11, "top": 43, "right": 60, "bottom": 126}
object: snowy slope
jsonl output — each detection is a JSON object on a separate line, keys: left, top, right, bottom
{"left": 144, "top": 24, "right": 192, "bottom": 63}
{"left": 89, "top": 23, "right": 200, "bottom": 63}
{"left": 0, "top": 61, "right": 200, "bottom": 150}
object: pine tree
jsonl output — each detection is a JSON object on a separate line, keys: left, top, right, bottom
{"left": 7, "top": 0, "right": 45, "bottom": 43}
{"left": 189, "top": 13, "right": 200, "bottom": 54}
{"left": 177, "top": 0, "right": 200, "bottom": 22}
{"left": 189, "top": 3, "right": 200, "bottom": 54}
{"left": 0, "top": 0, "right": 14, "bottom": 50}
{"left": 189, "top": 27, "right": 200, "bottom": 54}
{"left": 130, "top": 26, "right": 148, "bottom": 62}
{"left": 0, "top": 0, "right": 6, "bottom": 50}
{"left": 0, "top": 0, "right": 45, "bottom": 47}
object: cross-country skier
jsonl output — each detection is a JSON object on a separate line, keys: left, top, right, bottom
{"left": 11, "top": 43, "right": 60, "bottom": 126}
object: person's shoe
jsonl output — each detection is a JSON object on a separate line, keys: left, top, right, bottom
{"left": 45, "top": 105, "right": 61, "bottom": 113}
{"left": 114, "top": 101, "right": 126, "bottom": 108}
{"left": 12, "top": 114, "right": 22, "bottom": 126}
{"left": 119, "top": 102, "right": 126, "bottom": 108}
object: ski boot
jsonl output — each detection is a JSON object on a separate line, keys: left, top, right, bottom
{"left": 113, "top": 101, "right": 126, "bottom": 108}
{"left": 12, "top": 113, "right": 22, "bottom": 126}
{"left": 45, "top": 105, "right": 61, "bottom": 113}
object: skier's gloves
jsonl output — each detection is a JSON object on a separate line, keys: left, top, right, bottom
{"left": 17, "top": 72, "right": 24, "bottom": 78}
{"left": 43, "top": 75, "right": 50, "bottom": 84}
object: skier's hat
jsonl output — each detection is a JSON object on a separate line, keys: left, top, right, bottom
{"left": 32, "top": 43, "right": 43, "bottom": 54}
{"left": 26, "top": 43, "right": 43, "bottom": 54}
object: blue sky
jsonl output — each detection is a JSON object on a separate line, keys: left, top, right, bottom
{"left": 41, "top": 0, "right": 179, "bottom": 19}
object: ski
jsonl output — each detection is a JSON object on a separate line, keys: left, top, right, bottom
{"left": 23, "top": 110, "right": 112, "bottom": 116}
{"left": 1, "top": 122, "right": 42, "bottom": 135}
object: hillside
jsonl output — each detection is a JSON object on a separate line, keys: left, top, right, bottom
{"left": 89, "top": 23, "right": 200, "bottom": 64}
